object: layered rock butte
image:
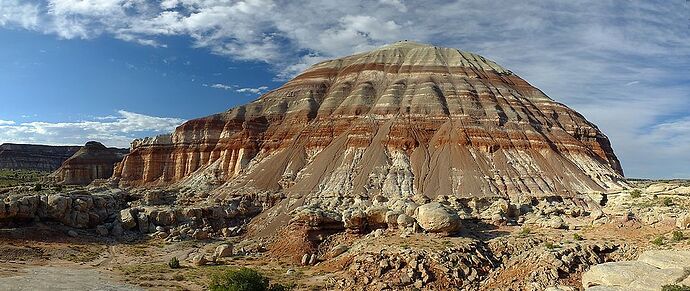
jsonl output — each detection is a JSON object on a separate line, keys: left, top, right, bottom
{"left": 114, "top": 41, "right": 626, "bottom": 205}
{"left": 51, "top": 141, "right": 129, "bottom": 185}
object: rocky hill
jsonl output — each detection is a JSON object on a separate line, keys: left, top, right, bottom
{"left": 0, "top": 143, "right": 81, "bottom": 172}
{"left": 114, "top": 41, "right": 626, "bottom": 202}
{"left": 51, "top": 141, "right": 128, "bottom": 185}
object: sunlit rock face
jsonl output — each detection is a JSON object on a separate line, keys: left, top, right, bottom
{"left": 113, "top": 41, "right": 626, "bottom": 201}
{"left": 52, "top": 141, "right": 128, "bottom": 185}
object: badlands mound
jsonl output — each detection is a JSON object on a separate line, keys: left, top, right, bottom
{"left": 114, "top": 41, "right": 625, "bottom": 204}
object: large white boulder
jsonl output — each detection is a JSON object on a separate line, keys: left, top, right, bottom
{"left": 414, "top": 202, "right": 461, "bottom": 234}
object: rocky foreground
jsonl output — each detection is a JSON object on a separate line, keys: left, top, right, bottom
{"left": 0, "top": 179, "right": 688, "bottom": 290}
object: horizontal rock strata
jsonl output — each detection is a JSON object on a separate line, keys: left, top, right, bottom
{"left": 114, "top": 41, "right": 626, "bottom": 209}
{"left": 51, "top": 141, "right": 129, "bottom": 185}
{"left": 0, "top": 143, "right": 80, "bottom": 172}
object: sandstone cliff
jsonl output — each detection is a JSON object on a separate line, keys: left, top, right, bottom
{"left": 114, "top": 41, "right": 626, "bottom": 203}
{"left": 0, "top": 143, "right": 80, "bottom": 172}
{"left": 51, "top": 141, "right": 129, "bottom": 185}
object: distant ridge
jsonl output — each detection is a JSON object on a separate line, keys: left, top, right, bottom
{"left": 0, "top": 143, "right": 82, "bottom": 172}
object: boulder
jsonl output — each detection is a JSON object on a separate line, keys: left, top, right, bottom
{"left": 582, "top": 260, "right": 687, "bottom": 290}
{"left": 137, "top": 212, "right": 149, "bottom": 233}
{"left": 385, "top": 211, "right": 400, "bottom": 228}
{"left": 343, "top": 209, "right": 367, "bottom": 232}
{"left": 191, "top": 254, "right": 208, "bottom": 266}
{"left": 329, "top": 245, "right": 349, "bottom": 258}
{"left": 365, "top": 206, "right": 389, "bottom": 229}
{"left": 120, "top": 209, "right": 137, "bottom": 230}
{"left": 214, "top": 244, "right": 233, "bottom": 258}
{"left": 637, "top": 250, "right": 690, "bottom": 270}
{"left": 676, "top": 213, "right": 690, "bottom": 229}
{"left": 414, "top": 202, "right": 461, "bottom": 234}
{"left": 396, "top": 214, "right": 415, "bottom": 229}
{"left": 544, "top": 216, "right": 566, "bottom": 229}
{"left": 290, "top": 206, "right": 343, "bottom": 229}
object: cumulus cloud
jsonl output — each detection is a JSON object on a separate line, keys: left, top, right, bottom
{"left": 204, "top": 83, "right": 269, "bottom": 95}
{"left": 0, "top": 111, "right": 184, "bottom": 148}
{"left": 236, "top": 86, "right": 268, "bottom": 94}
{"left": 0, "top": 120, "right": 16, "bottom": 125}
{"left": 0, "top": 0, "right": 40, "bottom": 29}
{"left": 206, "top": 83, "right": 235, "bottom": 90}
{"left": 0, "top": 0, "right": 688, "bottom": 177}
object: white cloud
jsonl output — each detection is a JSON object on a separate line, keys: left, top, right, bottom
{"left": 0, "top": 111, "right": 183, "bottom": 148}
{"left": 205, "top": 83, "right": 268, "bottom": 95}
{"left": 236, "top": 86, "right": 268, "bottom": 94}
{"left": 0, "top": 0, "right": 688, "bottom": 178}
{"left": 0, "top": 120, "right": 16, "bottom": 125}
{"left": 0, "top": 0, "right": 40, "bottom": 29}
{"left": 208, "top": 83, "right": 235, "bottom": 90}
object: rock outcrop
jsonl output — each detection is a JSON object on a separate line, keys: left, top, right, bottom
{"left": 115, "top": 41, "right": 625, "bottom": 204}
{"left": 51, "top": 141, "right": 128, "bottom": 185}
{"left": 0, "top": 143, "right": 80, "bottom": 172}
{"left": 0, "top": 190, "right": 124, "bottom": 228}
{"left": 582, "top": 250, "right": 690, "bottom": 290}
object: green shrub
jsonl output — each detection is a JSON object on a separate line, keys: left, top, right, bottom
{"left": 662, "top": 197, "right": 673, "bottom": 206}
{"left": 672, "top": 230, "right": 685, "bottom": 242}
{"left": 662, "top": 284, "right": 690, "bottom": 291}
{"left": 544, "top": 242, "right": 558, "bottom": 249}
{"left": 573, "top": 233, "right": 584, "bottom": 241}
{"left": 630, "top": 189, "right": 642, "bottom": 198}
{"left": 172, "top": 274, "right": 185, "bottom": 281}
{"left": 518, "top": 227, "right": 531, "bottom": 236}
{"left": 652, "top": 236, "right": 665, "bottom": 246}
{"left": 209, "top": 267, "right": 289, "bottom": 291}
{"left": 33, "top": 183, "right": 43, "bottom": 191}
{"left": 168, "top": 257, "right": 180, "bottom": 269}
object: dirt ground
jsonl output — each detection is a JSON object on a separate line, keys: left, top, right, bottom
{"left": 0, "top": 220, "right": 687, "bottom": 291}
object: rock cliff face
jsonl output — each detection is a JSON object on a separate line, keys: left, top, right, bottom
{"left": 0, "top": 143, "right": 81, "bottom": 172}
{"left": 51, "top": 141, "right": 129, "bottom": 185}
{"left": 114, "top": 41, "right": 626, "bottom": 203}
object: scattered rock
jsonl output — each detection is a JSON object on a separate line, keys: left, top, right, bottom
{"left": 214, "top": 244, "right": 233, "bottom": 258}
{"left": 191, "top": 254, "right": 208, "bottom": 266}
{"left": 301, "top": 254, "right": 310, "bottom": 266}
{"left": 414, "top": 202, "right": 461, "bottom": 234}
{"left": 119, "top": 209, "right": 137, "bottom": 230}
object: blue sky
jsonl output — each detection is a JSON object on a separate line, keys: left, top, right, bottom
{"left": 0, "top": 0, "right": 688, "bottom": 178}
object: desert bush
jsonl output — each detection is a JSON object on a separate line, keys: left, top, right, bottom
{"left": 672, "top": 230, "right": 685, "bottom": 242}
{"left": 544, "top": 242, "right": 558, "bottom": 249}
{"left": 168, "top": 257, "right": 180, "bottom": 269}
{"left": 209, "top": 267, "right": 290, "bottom": 291}
{"left": 33, "top": 183, "right": 42, "bottom": 191}
{"left": 662, "top": 197, "right": 673, "bottom": 206}
{"left": 630, "top": 189, "right": 642, "bottom": 198}
{"left": 573, "top": 233, "right": 584, "bottom": 241}
{"left": 518, "top": 227, "right": 531, "bottom": 236}
{"left": 651, "top": 236, "right": 665, "bottom": 246}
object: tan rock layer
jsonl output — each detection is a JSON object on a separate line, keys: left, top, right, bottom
{"left": 114, "top": 42, "right": 625, "bottom": 201}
